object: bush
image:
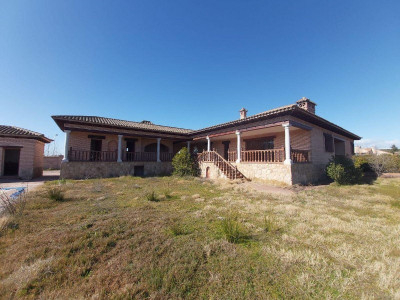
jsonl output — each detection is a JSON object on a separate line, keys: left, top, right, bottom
{"left": 172, "top": 147, "right": 198, "bottom": 177}
{"left": 48, "top": 186, "right": 65, "bottom": 201}
{"left": 326, "top": 156, "right": 362, "bottom": 185}
{"left": 353, "top": 154, "right": 400, "bottom": 176}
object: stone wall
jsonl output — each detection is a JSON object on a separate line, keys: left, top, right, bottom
{"left": 291, "top": 163, "right": 326, "bottom": 185}
{"left": 199, "top": 162, "right": 227, "bottom": 179}
{"left": 199, "top": 161, "right": 326, "bottom": 185}
{"left": 60, "top": 161, "right": 173, "bottom": 179}
{"left": 43, "top": 155, "right": 64, "bottom": 170}
{"left": 232, "top": 162, "right": 293, "bottom": 185}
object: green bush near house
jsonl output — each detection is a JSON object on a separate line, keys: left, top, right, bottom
{"left": 172, "top": 147, "right": 199, "bottom": 177}
{"left": 326, "top": 156, "right": 362, "bottom": 185}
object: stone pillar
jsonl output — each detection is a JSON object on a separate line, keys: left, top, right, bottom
{"left": 236, "top": 130, "right": 241, "bottom": 163}
{"left": 283, "top": 123, "right": 292, "bottom": 165}
{"left": 187, "top": 141, "right": 191, "bottom": 152}
{"left": 206, "top": 136, "right": 211, "bottom": 151}
{"left": 117, "top": 135, "right": 123, "bottom": 162}
{"left": 62, "top": 130, "right": 71, "bottom": 162}
{"left": 157, "top": 138, "right": 161, "bottom": 162}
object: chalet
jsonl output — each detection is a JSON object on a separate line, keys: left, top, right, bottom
{"left": 52, "top": 97, "right": 360, "bottom": 185}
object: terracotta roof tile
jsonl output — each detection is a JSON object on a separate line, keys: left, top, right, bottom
{"left": 0, "top": 125, "right": 52, "bottom": 143}
{"left": 52, "top": 115, "right": 193, "bottom": 134}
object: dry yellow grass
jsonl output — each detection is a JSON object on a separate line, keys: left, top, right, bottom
{"left": 0, "top": 176, "right": 399, "bottom": 299}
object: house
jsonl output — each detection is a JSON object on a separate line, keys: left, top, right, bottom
{"left": 355, "top": 146, "right": 391, "bottom": 156}
{"left": 0, "top": 126, "right": 52, "bottom": 179}
{"left": 53, "top": 97, "right": 360, "bottom": 185}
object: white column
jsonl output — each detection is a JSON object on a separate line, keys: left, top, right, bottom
{"left": 156, "top": 138, "right": 161, "bottom": 162}
{"left": 62, "top": 130, "right": 71, "bottom": 162}
{"left": 236, "top": 130, "right": 241, "bottom": 163}
{"left": 187, "top": 141, "right": 191, "bottom": 152}
{"left": 117, "top": 135, "right": 123, "bottom": 162}
{"left": 283, "top": 123, "right": 292, "bottom": 165}
{"left": 206, "top": 136, "right": 211, "bottom": 151}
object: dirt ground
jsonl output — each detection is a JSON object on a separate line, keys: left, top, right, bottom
{"left": 0, "top": 170, "right": 60, "bottom": 191}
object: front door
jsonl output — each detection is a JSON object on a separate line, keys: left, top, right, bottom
{"left": 222, "top": 141, "right": 230, "bottom": 160}
{"left": 3, "top": 148, "right": 20, "bottom": 176}
{"left": 90, "top": 139, "right": 102, "bottom": 161}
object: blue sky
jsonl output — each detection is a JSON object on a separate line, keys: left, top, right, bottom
{"left": 1, "top": 0, "right": 399, "bottom": 154}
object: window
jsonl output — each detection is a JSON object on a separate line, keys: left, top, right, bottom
{"left": 324, "top": 133, "right": 334, "bottom": 152}
{"left": 245, "top": 137, "right": 274, "bottom": 150}
{"left": 350, "top": 142, "right": 355, "bottom": 155}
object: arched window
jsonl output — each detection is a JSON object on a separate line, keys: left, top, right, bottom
{"left": 144, "top": 143, "right": 169, "bottom": 153}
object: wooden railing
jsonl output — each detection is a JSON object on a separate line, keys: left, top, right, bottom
{"left": 124, "top": 152, "right": 173, "bottom": 162}
{"left": 227, "top": 150, "right": 237, "bottom": 162}
{"left": 291, "top": 149, "right": 310, "bottom": 163}
{"left": 124, "top": 152, "right": 156, "bottom": 162}
{"left": 160, "top": 152, "right": 174, "bottom": 161}
{"left": 241, "top": 148, "right": 285, "bottom": 163}
{"left": 198, "top": 151, "right": 246, "bottom": 180}
{"left": 68, "top": 150, "right": 117, "bottom": 162}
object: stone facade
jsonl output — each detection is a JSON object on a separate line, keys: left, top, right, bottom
{"left": 61, "top": 161, "right": 173, "bottom": 179}
{"left": 0, "top": 137, "right": 46, "bottom": 179}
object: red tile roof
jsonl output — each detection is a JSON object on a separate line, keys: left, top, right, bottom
{"left": 0, "top": 125, "right": 52, "bottom": 143}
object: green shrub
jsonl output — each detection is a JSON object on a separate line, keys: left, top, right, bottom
{"left": 48, "top": 186, "right": 65, "bottom": 201}
{"left": 326, "top": 156, "right": 362, "bottom": 185}
{"left": 353, "top": 156, "right": 373, "bottom": 172}
{"left": 220, "top": 214, "right": 248, "bottom": 244}
{"left": 145, "top": 191, "right": 159, "bottom": 202}
{"left": 172, "top": 147, "right": 198, "bottom": 177}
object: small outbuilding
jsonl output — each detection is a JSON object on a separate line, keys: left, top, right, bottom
{"left": 0, "top": 125, "right": 52, "bottom": 179}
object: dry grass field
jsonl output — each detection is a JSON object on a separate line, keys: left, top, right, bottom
{"left": 0, "top": 176, "right": 399, "bottom": 299}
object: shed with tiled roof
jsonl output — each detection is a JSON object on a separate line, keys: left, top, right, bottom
{"left": 0, "top": 125, "right": 52, "bottom": 179}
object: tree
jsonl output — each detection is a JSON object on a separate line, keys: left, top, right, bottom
{"left": 172, "top": 147, "right": 198, "bottom": 176}
{"left": 390, "top": 144, "right": 399, "bottom": 154}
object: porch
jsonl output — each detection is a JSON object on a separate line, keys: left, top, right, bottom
{"left": 64, "top": 131, "right": 183, "bottom": 163}
{"left": 193, "top": 121, "right": 312, "bottom": 164}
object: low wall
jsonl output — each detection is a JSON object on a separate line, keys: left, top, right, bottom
{"left": 43, "top": 155, "right": 63, "bottom": 170}
{"left": 61, "top": 162, "right": 173, "bottom": 179}
{"left": 291, "top": 163, "right": 326, "bottom": 185}
{"left": 232, "top": 162, "right": 292, "bottom": 185}
{"left": 199, "top": 162, "right": 227, "bottom": 179}
{"left": 199, "top": 162, "right": 326, "bottom": 185}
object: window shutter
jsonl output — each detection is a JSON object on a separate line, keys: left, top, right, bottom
{"left": 324, "top": 133, "right": 334, "bottom": 152}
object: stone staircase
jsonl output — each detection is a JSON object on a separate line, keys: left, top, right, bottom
{"left": 197, "top": 151, "right": 248, "bottom": 180}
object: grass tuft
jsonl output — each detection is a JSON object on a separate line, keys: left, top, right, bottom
{"left": 220, "top": 214, "right": 248, "bottom": 244}
{"left": 145, "top": 191, "right": 159, "bottom": 202}
{"left": 47, "top": 186, "right": 65, "bottom": 201}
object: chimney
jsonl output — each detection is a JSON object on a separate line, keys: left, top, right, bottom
{"left": 239, "top": 108, "right": 248, "bottom": 119}
{"left": 296, "top": 97, "right": 317, "bottom": 114}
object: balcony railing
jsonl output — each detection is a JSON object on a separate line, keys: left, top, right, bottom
{"left": 291, "top": 149, "right": 311, "bottom": 163}
{"left": 68, "top": 150, "right": 117, "bottom": 162}
{"left": 68, "top": 149, "right": 174, "bottom": 162}
{"left": 225, "top": 148, "right": 310, "bottom": 163}
{"left": 242, "top": 148, "right": 285, "bottom": 163}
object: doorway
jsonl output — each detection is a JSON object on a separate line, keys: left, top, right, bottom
{"left": 90, "top": 139, "right": 102, "bottom": 161}
{"left": 222, "top": 141, "right": 230, "bottom": 160}
{"left": 3, "top": 148, "right": 20, "bottom": 176}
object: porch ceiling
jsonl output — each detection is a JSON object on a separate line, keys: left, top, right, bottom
{"left": 195, "top": 123, "right": 305, "bottom": 142}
